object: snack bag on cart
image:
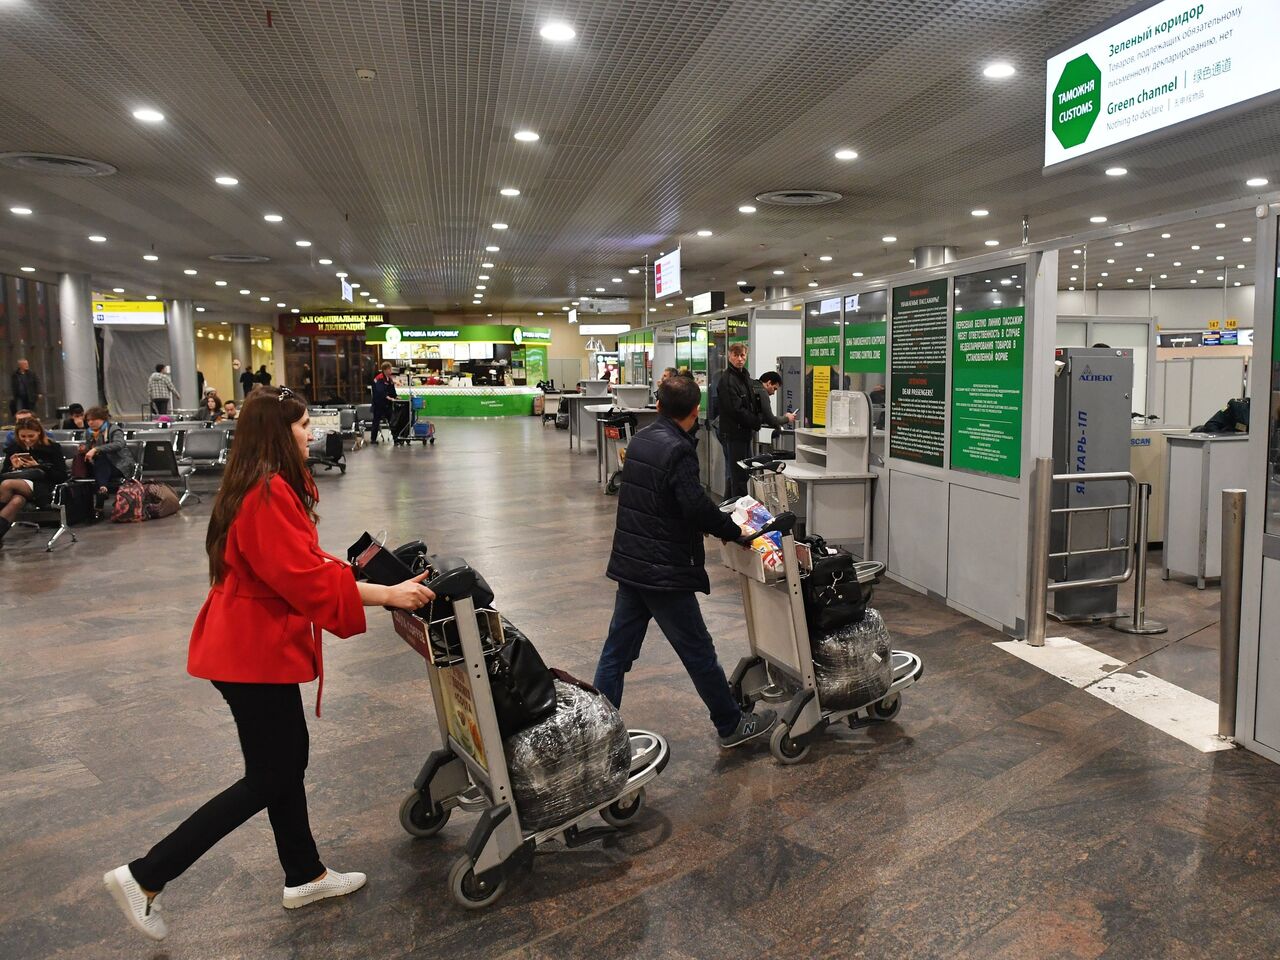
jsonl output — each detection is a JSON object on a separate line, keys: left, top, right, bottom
{"left": 504, "top": 677, "right": 631, "bottom": 832}
{"left": 730, "top": 496, "right": 784, "bottom": 573}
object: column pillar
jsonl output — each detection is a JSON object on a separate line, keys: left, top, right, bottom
{"left": 231, "top": 324, "right": 252, "bottom": 398}
{"left": 165, "top": 299, "right": 198, "bottom": 408}
{"left": 58, "top": 272, "right": 99, "bottom": 407}
{"left": 913, "top": 245, "right": 959, "bottom": 268}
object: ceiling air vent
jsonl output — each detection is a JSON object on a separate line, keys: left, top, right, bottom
{"left": 754, "top": 189, "right": 843, "bottom": 207}
{"left": 0, "top": 152, "right": 118, "bottom": 177}
{"left": 209, "top": 254, "right": 272, "bottom": 264}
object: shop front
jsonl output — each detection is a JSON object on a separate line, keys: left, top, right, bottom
{"left": 276, "top": 311, "right": 385, "bottom": 404}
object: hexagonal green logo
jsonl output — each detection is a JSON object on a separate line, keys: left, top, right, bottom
{"left": 1052, "top": 54, "right": 1102, "bottom": 149}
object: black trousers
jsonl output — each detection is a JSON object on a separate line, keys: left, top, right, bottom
{"left": 719, "top": 435, "right": 752, "bottom": 500}
{"left": 130, "top": 682, "right": 323, "bottom": 891}
{"left": 150, "top": 398, "right": 170, "bottom": 416}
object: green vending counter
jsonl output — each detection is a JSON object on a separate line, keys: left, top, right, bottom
{"left": 402, "top": 386, "right": 538, "bottom": 417}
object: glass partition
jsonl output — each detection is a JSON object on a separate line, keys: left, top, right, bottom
{"left": 842, "top": 290, "right": 888, "bottom": 422}
{"left": 1266, "top": 218, "right": 1280, "bottom": 540}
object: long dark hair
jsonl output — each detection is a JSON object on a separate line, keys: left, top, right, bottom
{"left": 206, "top": 386, "right": 316, "bottom": 583}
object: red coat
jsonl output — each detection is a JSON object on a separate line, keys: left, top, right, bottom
{"left": 187, "top": 475, "right": 366, "bottom": 713}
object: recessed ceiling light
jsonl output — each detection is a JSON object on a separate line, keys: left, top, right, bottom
{"left": 595, "top": 286, "right": 605, "bottom": 292}
{"left": 143, "top": 254, "right": 159, "bottom": 261}
{"left": 1070, "top": 276, "right": 1078, "bottom": 281}
{"left": 1114, "top": 241, "right": 1124, "bottom": 247}
{"left": 1073, "top": 248, "right": 1082, "bottom": 254}
{"left": 295, "top": 239, "right": 312, "bottom": 247}
{"left": 481, "top": 261, "right": 495, "bottom": 268}
{"left": 1161, "top": 232, "right": 1172, "bottom": 238}
{"left": 649, "top": 307, "right": 656, "bottom": 312}
{"left": 1106, "top": 258, "right": 1115, "bottom": 264}
{"left": 738, "top": 205, "right": 757, "bottom": 213}
{"left": 349, "top": 282, "right": 360, "bottom": 288}
{"left": 214, "top": 176, "right": 238, "bottom": 186}
{"left": 1160, "top": 274, "right": 1167, "bottom": 279}
{"left": 663, "top": 302, "right": 672, "bottom": 307}
{"left": 1243, "top": 236, "right": 1253, "bottom": 243}
{"left": 275, "top": 301, "right": 285, "bottom": 307}
{"left": 215, "top": 280, "right": 227, "bottom": 286}
{"left": 1237, "top": 263, "right": 1246, "bottom": 269}
{"left": 1190, "top": 278, "right": 1197, "bottom": 283}
{"left": 611, "top": 277, "right": 622, "bottom": 282}
{"left": 882, "top": 235, "right": 897, "bottom": 243}
{"left": 743, "top": 297, "right": 753, "bottom": 303}
{"left": 984, "top": 239, "right": 1000, "bottom": 247}
{"left": 513, "top": 130, "right": 540, "bottom": 142}
{"left": 1135, "top": 266, "right": 1143, "bottom": 272}
{"left": 1146, "top": 252, "right": 1155, "bottom": 258}
{"left": 492, "top": 222, "right": 509, "bottom": 230}
{"left": 772, "top": 269, "right": 785, "bottom": 275}
{"left": 1217, "top": 275, "right": 1224, "bottom": 281}
{"left": 1191, "top": 244, "right": 1200, "bottom": 250}
{"left": 195, "top": 306, "right": 205, "bottom": 312}
{"left": 819, "top": 255, "right": 833, "bottom": 262}
{"left": 9, "top": 206, "right": 32, "bottom": 215}
{"left": 1101, "top": 272, "right": 1109, "bottom": 277}
{"left": 88, "top": 234, "right": 107, "bottom": 242}
{"left": 971, "top": 209, "right": 989, "bottom": 217}
{"left": 1127, "top": 278, "right": 1135, "bottom": 283}
{"left": 132, "top": 108, "right": 165, "bottom": 123}
{"left": 259, "top": 296, "right": 270, "bottom": 302}
{"left": 19, "top": 266, "right": 34, "bottom": 272}
{"left": 183, "top": 268, "right": 198, "bottom": 275}
{"left": 1215, "top": 222, "right": 1226, "bottom": 229}
{"left": 499, "top": 187, "right": 521, "bottom": 197}
{"left": 1071, "top": 263, "right": 1079, "bottom": 268}
{"left": 335, "top": 271, "right": 348, "bottom": 278}
{"left": 851, "top": 271, "right": 864, "bottom": 277}
{"left": 982, "top": 62, "right": 1016, "bottom": 78}
{"left": 1089, "top": 215, "right": 1108, "bottom": 223}
{"left": 291, "top": 308, "right": 300, "bottom": 314}
{"left": 1246, "top": 177, "right": 1269, "bottom": 187}
{"left": 264, "top": 214, "right": 283, "bottom": 222}
{"left": 1105, "top": 167, "right": 1127, "bottom": 176}
{"left": 476, "top": 285, "right": 486, "bottom": 290}
{"left": 1173, "top": 261, "right": 1182, "bottom": 266}
{"left": 1216, "top": 255, "right": 1225, "bottom": 261}
{"left": 539, "top": 21, "right": 576, "bottom": 42}
{"left": 834, "top": 149, "right": 858, "bottom": 161}
{"left": 807, "top": 281, "right": 818, "bottom": 287}
{"left": 486, "top": 245, "right": 500, "bottom": 252}
{"left": 696, "top": 229, "right": 713, "bottom": 236}
{"left": 1196, "top": 269, "right": 1204, "bottom": 274}
{"left": 239, "top": 288, "right": 251, "bottom": 294}
{"left": 572, "top": 300, "right": 580, "bottom": 305}
{"left": 628, "top": 268, "right": 640, "bottom": 274}
{"left": 145, "top": 294, "right": 157, "bottom": 300}
{"left": 112, "top": 286, "right": 124, "bottom": 293}
{"left": 318, "top": 258, "right": 332, "bottom": 265}
{"left": 478, "top": 274, "right": 491, "bottom": 280}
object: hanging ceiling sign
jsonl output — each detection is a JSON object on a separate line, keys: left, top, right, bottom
{"left": 364, "top": 324, "right": 551, "bottom": 344}
{"left": 1044, "top": 0, "right": 1280, "bottom": 168}
{"left": 277, "top": 312, "right": 386, "bottom": 335}
{"left": 92, "top": 300, "right": 166, "bottom": 325}
{"left": 655, "top": 248, "right": 682, "bottom": 299}
{"left": 578, "top": 297, "right": 631, "bottom": 314}
{"left": 341, "top": 278, "right": 353, "bottom": 303}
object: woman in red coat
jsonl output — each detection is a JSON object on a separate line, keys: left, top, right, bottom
{"left": 104, "top": 386, "right": 435, "bottom": 942}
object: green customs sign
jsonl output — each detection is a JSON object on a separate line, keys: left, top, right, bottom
{"left": 1051, "top": 54, "right": 1102, "bottom": 149}
{"left": 890, "top": 280, "right": 948, "bottom": 467}
{"left": 843, "top": 319, "right": 886, "bottom": 374}
{"left": 950, "top": 307, "right": 1025, "bottom": 478}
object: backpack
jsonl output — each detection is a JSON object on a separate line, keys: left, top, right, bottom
{"left": 143, "top": 481, "right": 181, "bottom": 519}
{"left": 110, "top": 480, "right": 146, "bottom": 523}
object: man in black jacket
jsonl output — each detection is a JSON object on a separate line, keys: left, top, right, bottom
{"left": 10, "top": 358, "right": 40, "bottom": 417}
{"left": 716, "top": 343, "right": 759, "bottom": 499}
{"left": 593, "top": 375, "right": 778, "bottom": 748}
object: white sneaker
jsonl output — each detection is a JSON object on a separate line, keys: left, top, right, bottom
{"left": 103, "top": 865, "right": 168, "bottom": 941}
{"left": 282, "top": 869, "right": 367, "bottom": 909}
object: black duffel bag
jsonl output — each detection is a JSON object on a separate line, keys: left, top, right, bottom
{"left": 801, "top": 538, "right": 868, "bottom": 633}
{"left": 489, "top": 619, "right": 557, "bottom": 739}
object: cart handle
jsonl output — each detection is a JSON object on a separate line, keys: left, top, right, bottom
{"left": 739, "top": 458, "right": 785, "bottom": 475}
{"left": 735, "top": 510, "right": 797, "bottom": 544}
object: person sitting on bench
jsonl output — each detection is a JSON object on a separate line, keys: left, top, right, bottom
{"left": 0, "top": 416, "right": 69, "bottom": 546}
{"left": 83, "top": 406, "right": 136, "bottom": 506}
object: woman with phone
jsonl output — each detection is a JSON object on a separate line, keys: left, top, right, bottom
{"left": 0, "top": 416, "right": 68, "bottom": 545}
{"left": 103, "top": 386, "right": 436, "bottom": 942}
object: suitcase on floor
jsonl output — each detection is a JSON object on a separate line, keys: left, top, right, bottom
{"left": 554, "top": 397, "right": 569, "bottom": 430}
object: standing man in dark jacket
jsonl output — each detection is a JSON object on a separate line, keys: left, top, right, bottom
{"left": 716, "top": 343, "right": 759, "bottom": 499}
{"left": 754, "top": 371, "right": 797, "bottom": 431}
{"left": 369, "top": 362, "right": 397, "bottom": 444}
{"left": 594, "top": 375, "right": 778, "bottom": 748}
{"left": 10, "top": 358, "right": 41, "bottom": 417}
{"left": 238, "top": 365, "right": 257, "bottom": 401}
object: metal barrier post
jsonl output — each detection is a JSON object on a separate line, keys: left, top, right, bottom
{"left": 1112, "top": 483, "right": 1167, "bottom": 635}
{"left": 1025, "top": 457, "right": 1053, "bottom": 647}
{"left": 1219, "top": 489, "right": 1246, "bottom": 739}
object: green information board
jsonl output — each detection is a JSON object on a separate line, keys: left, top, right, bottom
{"left": 890, "top": 279, "right": 949, "bottom": 466}
{"left": 522, "top": 344, "right": 548, "bottom": 384}
{"left": 843, "top": 320, "right": 886, "bottom": 373}
{"left": 950, "top": 307, "right": 1025, "bottom": 478}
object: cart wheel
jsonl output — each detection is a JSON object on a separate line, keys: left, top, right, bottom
{"left": 600, "top": 787, "right": 645, "bottom": 828}
{"left": 869, "top": 695, "right": 901, "bottom": 721}
{"left": 448, "top": 855, "right": 506, "bottom": 909}
{"left": 399, "top": 791, "right": 450, "bottom": 838}
{"left": 770, "top": 724, "right": 810, "bottom": 765}
{"left": 429, "top": 437, "right": 435, "bottom": 445}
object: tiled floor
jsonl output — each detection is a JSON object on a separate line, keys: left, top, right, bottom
{"left": 3, "top": 419, "right": 1279, "bottom": 959}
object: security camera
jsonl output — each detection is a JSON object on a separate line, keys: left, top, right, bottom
{"left": 738, "top": 283, "right": 756, "bottom": 294}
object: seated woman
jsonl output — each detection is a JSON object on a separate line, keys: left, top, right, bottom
{"left": 0, "top": 416, "right": 70, "bottom": 546}
{"left": 61, "top": 403, "right": 88, "bottom": 431}
{"left": 3, "top": 409, "right": 34, "bottom": 447}
{"left": 194, "top": 394, "right": 223, "bottom": 422}
{"left": 83, "top": 406, "right": 136, "bottom": 504}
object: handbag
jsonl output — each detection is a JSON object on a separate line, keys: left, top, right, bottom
{"left": 801, "top": 540, "right": 868, "bottom": 633}
{"left": 489, "top": 618, "right": 557, "bottom": 739}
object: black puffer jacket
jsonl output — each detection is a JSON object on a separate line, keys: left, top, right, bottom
{"left": 717, "top": 364, "right": 760, "bottom": 441}
{"left": 606, "top": 415, "right": 740, "bottom": 593}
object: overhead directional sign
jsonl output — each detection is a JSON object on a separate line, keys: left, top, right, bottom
{"left": 655, "top": 248, "right": 682, "bottom": 299}
{"left": 92, "top": 300, "right": 165, "bottom": 325}
{"left": 1045, "top": 0, "right": 1280, "bottom": 167}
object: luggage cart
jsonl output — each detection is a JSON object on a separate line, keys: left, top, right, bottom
{"left": 722, "top": 512, "right": 923, "bottom": 764}
{"left": 600, "top": 410, "right": 638, "bottom": 495}
{"left": 390, "top": 561, "right": 670, "bottom": 909}
{"left": 390, "top": 397, "right": 435, "bottom": 447}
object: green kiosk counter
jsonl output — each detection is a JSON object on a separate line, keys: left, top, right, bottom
{"left": 401, "top": 385, "right": 538, "bottom": 417}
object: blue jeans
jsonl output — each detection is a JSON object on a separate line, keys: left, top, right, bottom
{"left": 594, "top": 583, "right": 742, "bottom": 737}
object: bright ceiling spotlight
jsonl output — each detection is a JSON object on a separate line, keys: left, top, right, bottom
{"left": 486, "top": 245, "right": 500, "bottom": 252}
{"left": 9, "top": 206, "right": 32, "bottom": 215}
{"left": 738, "top": 205, "right": 756, "bottom": 213}
{"left": 499, "top": 187, "right": 521, "bottom": 197}
{"left": 183, "top": 268, "right": 198, "bottom": 275}
{"left": 982, "top": 62, "right": 1016, "bottom": 78}
{"left": 513, "top": 130, "right": 540, "bottom": 142}
{"left": 214, "top": 176, "right": 238, "bottom": 186}
{"left": 295, "top": 240, "right": 312, "bottom": 247}
{"left": 318, "top": 258, "right": 332, "bottom": 265}
{"left": 539, "top": 21, "right": 576, "bottom": 42}
{"left": 132, "top": 108, "right": 165, "bottom": 123}
{"left": 263, "top": 214, "right": 283, "bottom": 222}
{"left": 696, "top": 229, "right": 712, "bottom": 236}
{"left": 19, "top": 266, "right": 35, "bottom": 272}
{"left": 1089, "top": 215, "right": 1108, "bottom": 223}
{"left": 492, "top": 222, "right": 509, "bottom": 230}
{"left": 1105, "top": 167, "right": 1127, "bottom": 176}
{"left": 215, "top": 280, "right": 228, "bottom": 286}
{"left": 851, "top": 271, "right": 864, "bottom": 277}
{"left": 112, "top": 286, "right": 124, "bottom": 293}
{"left": 834, "top": 149, "right": 858, "bottom": 161}
{"left": 984, "top": 239, "right": 1000, "bottom": 247}
{"left": 881, "top": 235, "right": 897, "bottom": 243}
{"left": 971, "top": 209, "right": 989, "bottom": 217}
{"left": 819, "top": 255, "right": 833, "bottom": 262}
{"left": 1246, "top": 177, "right": 1269, "bottom": 187}
{"left": 143, "top": 254, "right": 159, "bottom": 261}
{"left": 88, "top": 235, "right": 107, "bottom": 242}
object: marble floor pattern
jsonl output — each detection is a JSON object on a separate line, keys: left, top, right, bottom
{"left": 2, "top": 419, "right": 1279, "bottom": 960}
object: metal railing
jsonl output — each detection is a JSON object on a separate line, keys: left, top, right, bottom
{"left": 1046, "top": 470, "right": 1139, "bottom": 593}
